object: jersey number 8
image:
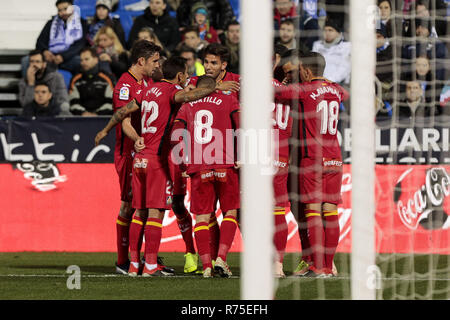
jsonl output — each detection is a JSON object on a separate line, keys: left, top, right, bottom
{"left": 194, "top": 110, "right": 213, "bottom": 144}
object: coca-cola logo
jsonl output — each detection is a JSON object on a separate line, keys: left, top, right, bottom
{"left": 394, "top": 167, "right": 450, "bottom": 230}
{"left": 15, "top": 161, "right": 67, "bottom": 192}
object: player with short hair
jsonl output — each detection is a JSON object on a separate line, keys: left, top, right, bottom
{"left": 95, "top": 39, "right": 161, "bottom": 275}
{"left": 276, "top": 51, "right": 349, "bottom": 277}
{"left": 170, "top": 75, "right": 240, "bottom": 278}
{"left": 188, "top": 43, "right": 240, "bottom": 263}
{"left": 96, "top": 56, "right": 231, "bottom": 276}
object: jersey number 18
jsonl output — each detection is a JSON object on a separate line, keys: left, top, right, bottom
{"left": 317, "top": 100, "right": 339, "bottom": 135}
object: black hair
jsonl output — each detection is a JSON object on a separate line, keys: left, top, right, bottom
{"left": 35, "top": 81, "right": 51, "bottom": 93}
{"left": 300, "top": 52, "right": 326, "bottom": 77}
{"left": 80, "top": 47, "right": 98, "bottom": 58}
{"left": 196, "top": 75, "right": 216, "bottom": 88}
{"left": 183, "top": 26, "right": 200, "bottom": 36}
{"left": 130, "top": 39, "right": 162, "bottom": 65}
{"left": 28, "top": 49, "right": 45, "bottom": 61}
{"left": 55, "top": 0, "right": 73, "bottom": 6}
{"left": 226, "top": 20, "right": 240, "bottom": 30}
{"left": 162, "top": 56, "right": 187, "bottom": 80}
{"left": 203, "top": 43, "right": 231, "bottom": 64}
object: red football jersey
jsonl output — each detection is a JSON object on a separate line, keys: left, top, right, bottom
{"left": 138, "top": 80, "right": 183, "bottom": 157}
{"left": 173, "top": 92, "right": 240, "bottom": 175}
{"left": 189, "top": 71, "right": 240, "bottom": 100}
{"left": 276, "top": 78, "right": 349, "bottom": 159}
{"left": 113, "top": 71, "right": 147, "bottom": 157}
{"left": 272, "top": 79, "right": 293, "bottom": 160}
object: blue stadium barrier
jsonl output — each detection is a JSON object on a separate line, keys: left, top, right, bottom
{"left": 58, "top": 69, "right": 73, "bottom": 89}
{"left": 229, "top": 0, "right": 240, "bottom": 21}
{"left": 118, "top": 0, "right": 143, "bottom": 11}
{"left": 115, "top": 10, "right": 144, "bottom": 42}
{"left": 73, "top": 0, "right": 96, "bottom": 19}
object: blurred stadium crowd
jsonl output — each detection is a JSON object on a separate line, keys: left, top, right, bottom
{"left": 3, "top": 0, "right": 449, "bottom": 126}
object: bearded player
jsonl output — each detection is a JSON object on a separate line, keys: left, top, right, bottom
{"left": 276, "top": 52, "right": 349, "bottom": 277}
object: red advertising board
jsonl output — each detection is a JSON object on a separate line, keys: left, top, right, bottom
{"left": 0, "top": 164, "right": 449, "bottom": 253}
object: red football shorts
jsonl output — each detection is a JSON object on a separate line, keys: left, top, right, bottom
{"left": 132, "top": 154, "right": 172, "bottom": 210}
{"left": 114, "top": 154, "right": 133, "bottom": 202}
{"left": 190, "top": 168, "right": 240, "bottom": 215}
{"left": 168, "top": 156, "right": 187, "bottom": 196}
{"left": 273, "top": 156, "right": 290, "bottom": 207}
{"left": 299, "top": 157, "right": 343, "bottom": 204}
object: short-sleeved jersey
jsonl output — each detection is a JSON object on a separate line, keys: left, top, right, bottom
{"left": 272, "top": 79, "right": 293, "bottom": 160}
{"left": 174, "top": 92, "right": 240, "bottom": 175}
{"left": 138, "top": 80, "right": 183, "bottom": 157}
{"left": 276, "top": 78, "right": 349, "bottom": 159}
{"left": 113, "top": 71, "right": 147, "bottom": 157}
{"left": 189, "top": 71, "right": 240, "bottom": 100}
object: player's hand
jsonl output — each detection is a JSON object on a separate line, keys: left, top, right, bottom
{"left": 181, "top": 171, "right": 189, "bottom": 178}
{"left": 234, "top": 161, "right": 241, "bottom": 169}
{"left": 94, "top": 130, "right": 108, "bottom": 146}
{"left": 134, "top": 137, "right": 145, "bottom": 153}
{"left": 216, "top": 81, "right": 240, "bottom": 92}
{"left": 281, "top": 77, "right": 290, "bottom": 85}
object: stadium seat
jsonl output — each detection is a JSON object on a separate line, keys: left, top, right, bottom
{"left": 73, "top": 0, "right": 96, "bottom": 19}
{"left": 119, "top": 0, "right": 146, "bottom": 11}
{"left": 58, "top": 69, "right": 73, "bottom": 89}
{"left": 115, "top": 10, "right": 144, "bottom": 42}
{"left": 229, "top": 0, "right": 240, "bottom": 21}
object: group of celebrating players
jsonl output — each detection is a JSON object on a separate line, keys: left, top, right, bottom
{"left": 94, "top": 37, "right": 348, "bottom": 279}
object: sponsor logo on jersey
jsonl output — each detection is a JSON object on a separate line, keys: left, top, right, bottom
{"left": 222, "top": 90, "right": 232, "bottom": 95}
{"left": 133, "top": 158, "right": 148, "bottom": 172}
{"left": 200, "top": 169, "right": 227, "bottom": 182}
{"left": 136, "top": 90, "right": 142, "bottom": 95}
{"left": 119, "top": 86, "right": 130, "bottom": 100}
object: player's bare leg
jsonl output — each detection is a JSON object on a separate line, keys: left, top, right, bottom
{"left": 172, "top": 195, "right": 198, "bottom": 273}
{"left": 322, "top": 202, "right": 340, "bottom": 277}
{"left": 142, "top": 209, "right": 173, "bottom": 277}
{"left": 115, "top": 201, "right": 134, "bottom": 274}
{"left": 193, "top": 213, "right": 214, "bottom": 278}
{"left": 273, "top": 206, "right": 287, "bottom": 278}
{"left": 127, "top": 208, "right": 147, "bottom": 276}
{"left": 215, "top": 209, "right": 238, "bottom": 278}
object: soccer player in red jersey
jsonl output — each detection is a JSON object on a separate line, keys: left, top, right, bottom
{"left": 95, "top": 40, "right": 161, "bottom": 274}
{"left": 187, "top": 43, "right": 240, "bottom": 263}
{"left": 276, "top": 51, "right": 349, "bottom": 277}
{"left": 96, "top": 57, "right": 226, "bottom": 276}
{"left": 171, "top": 75, "right": 240, "bottom": 278}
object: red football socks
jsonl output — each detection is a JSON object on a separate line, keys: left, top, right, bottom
{"left": 305, "top": 209, "right": 325, "bottom": 270}
{"left": 144, "top": 217, "right": 163, "bottom": 266}
{"left": 175, "top": 209, "right": 196, "bottom": 254}
{"left": 273, "top": 208, "right": 288, "bottom": 263}
{"left": 217, "top": 215, "right": 238, "bottom": 261}
{"left": 209, "top": 214, "right": 220, "bottom": 261}
{"left": 116, "top": 215, "right": 131, "bottom": 265}
{"left": 194, "top": 222, "right": 212, "bottom": 270}
{"left": 323, "top": 210, "right": 340, "bottom": 271}
{"left": 129, "top": 215, "right": 145, "bottom": 263}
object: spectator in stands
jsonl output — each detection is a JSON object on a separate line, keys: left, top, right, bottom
{"left": 86, "top": 0, "right": 127, "bottom": 49}
{"left": 414, "top": 0, "right": 447, "bottom": 37}
{"left": 312, "top": 18, "right": 351, "bottom": 86}
{"left": 68, "top": 47, "right": 114, "bottom": 116}
{"left": 35, "top": 0, "right": 87, "bottom": 75}
{"left": 377, "top": 0, "right": 411, "bottom": 38}
{"left": 274, "top": 0, "right": 299, "bottom": 30}
{"left": 402, "top": 18, "right": 448, "bottom": 60}
{"left": 18, "top": 49, "right": 69, "bottom": 114}
{"left": 395, "top": 80, "right": 436, "bottom": 127}
{"left": 93, "top": 26, "right": 130, "bottom": 80}
{"left": 127, "top": 0, "right": 181, "bottom": 53}
{"left": 277, "top": 19, "right": 297, "bottom": 50}
{"left": 220, "top": 20, "right": 240, "bottom": 74}
{"left": 177, "top": 0, "right": 235, "bottom": 36}
{"left": 175, "top": 26, "right": 209, "bottom": 55}
{"left": 137, "top": 27, "right": 170, "bottom": 57}
{"left": 177, "top": 45, "right": 205, "bottom": 77}
{"left": 190, "top": 2, "right": 219, "bottom": 43}
{"left": 376, "top": 23, "right": 394, "bottom": 102}
{"left": 22, "top": 83, "right": 62, "bottom": 117}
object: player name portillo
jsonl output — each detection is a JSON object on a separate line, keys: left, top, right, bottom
{"left": 180, "top": 304, "right": 269, "bottom": 317}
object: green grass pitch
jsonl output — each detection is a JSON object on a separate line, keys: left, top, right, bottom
{"left": 0, "top": 252, "right": 449, "bottom": 300}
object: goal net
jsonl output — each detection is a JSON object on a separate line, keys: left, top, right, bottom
{"left": 241, "top": 0, "right": 450, "bottom": 300}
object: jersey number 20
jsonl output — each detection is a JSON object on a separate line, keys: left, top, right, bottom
{"left": 317, "top": 100, "right": 339, "bottom": 135}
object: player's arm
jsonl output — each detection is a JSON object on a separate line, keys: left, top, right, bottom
{"left": 94, "top": 99, "right": 140, "bottom": 146}
{"left": 216, "top": 81, "right": 240, "bottom": 92}
{"left": 173, "top": 82, "right": 216, "bottom": 104}
{"left": 274, "top": 83, "right": 303, "bottom": 101}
